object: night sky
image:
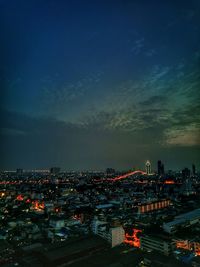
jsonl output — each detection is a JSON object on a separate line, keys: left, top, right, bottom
{"left": 0, "top": 0, "right": 200, "bottom": 171}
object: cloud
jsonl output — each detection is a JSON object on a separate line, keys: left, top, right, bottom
{"left": 39, "top": 71, "right": 104, "bottom": 118}
{"left": 150, "top": 65, "right": 171, "bottom": 82}
{"left": 131, "top": 38, "right": 145, "bottom": 55}
{"left": 165, "top": 125, "right": 200, "bottom": 146}
{"left": 0, "top": 109, "right": 82, "bottom": 137}
{"left": 145, "top": 49, "right": 157, "bottom": 57}
{"left": 139, "top": 95, "right": 167, "bottom": 107}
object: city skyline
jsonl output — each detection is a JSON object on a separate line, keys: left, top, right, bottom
{"left": 0, "top": 0, "right": 200, "bottom": 170}
{"left": 0, "top": 160, "right": 198, "bottom": 174}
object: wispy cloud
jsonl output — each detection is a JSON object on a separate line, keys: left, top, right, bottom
{"left": 131, "top": 38, "right": 145, "bottom": 55}
{"left": 165, "top": 125, "right": 200, "bottom": 146}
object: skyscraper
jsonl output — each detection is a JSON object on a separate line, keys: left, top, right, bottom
{"left": 50, "top": 167, "right": 60, "bottom": 175}
{"left": 145, "top": 160, "right": 151, "bottom": 175}
{"left": 182, "top": 168, "right": 190, "bottom": 179}
{"left": 106, "top": 168, "right": 115, "bottom": 175}
{"left": 158, "top": 160, "right": 164, "bottom": 176}
{"left": 16, "top": 168, "right": 23, "bottom": 175}
{"left": 192, "top": 164, "right": 196, "bottom": 176}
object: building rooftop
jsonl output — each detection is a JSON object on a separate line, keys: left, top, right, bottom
{"left": 40, "top": 235, "right": 108, "bottom": 265}
{"left": 163, "top": 208, "right": 200, "bottom": 230}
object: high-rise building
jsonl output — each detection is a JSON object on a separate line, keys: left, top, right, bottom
{"left": 158, "top": 160, "right": 164, "bottom": 176}
{"left": 182, "top": 168, "right": 190, "bottom": 179}
{"left": 158, "top": 160, "right": 162, "bottom": 175}
{"left": 16, "top": 168, "right": 23, "bottom": 175}
{"left": 145, "top": 160, "right": 151, "bottom": 175}
{"left": 50, "top": 167, "right": 60, "bottom": 175}
{"left": 192, "top": 164, "right": 196, "bottom": 175}
{"left": 181, "top": 167, "right": 195, "bottom": 195}
{"left": 106, "top": 168, "right": 115, "bottom": 175}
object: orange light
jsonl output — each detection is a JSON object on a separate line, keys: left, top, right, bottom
{"left": 124, "top": 228, "right": 142, "bottom": 248}
{"left": 164, "top": 180, "right": 175, "bottom": 184}
{"left": 138, "top": 200, "right": 170, "bottom": 213}
{"left": 32, "top": 200, "right": 44, "bottom": 210}
{"left": 176, "top": 240, "right": 190, "bottom": 250}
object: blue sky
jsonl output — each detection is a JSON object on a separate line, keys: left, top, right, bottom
{"left": 0, "top": 0, "right": 200, "bottom": 170}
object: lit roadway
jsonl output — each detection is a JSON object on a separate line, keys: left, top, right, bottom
{"left": 94, "top": 170, "right": 147, "bottom": 183}
{"left": 108, "top": 170, "right": 146, "bottom": 181}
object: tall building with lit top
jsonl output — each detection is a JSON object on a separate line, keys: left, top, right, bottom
{"left": 145, "top": 160, "right": 151, "bottom": 175}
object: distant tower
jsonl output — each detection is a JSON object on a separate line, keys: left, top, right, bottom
{"left": 50, "top": 167, "right": 60, "bottom": 175}
{"left": 16, "top": 168, "right": 23, "bottom": 175}
{"left": 106, "top": 168, "right": 115, "bottom": 175}
{"left": 181, "top": 168, "right": 194, "bottom": 196}
{"left": 158, "top": 160, "right": 162, "bottom": 175}
{"left": 145, "top": 160, "right": 151, "bottom": 175}
{"left": 158, "top": 160, "right": 164, "bottom": 176}
{"left": 192, "top": 164, "right": 196, "bottom": 176}
{"left": 182, "top": 168, "right": 190, "bottom": 179}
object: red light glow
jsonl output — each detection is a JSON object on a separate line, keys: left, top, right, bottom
{"left": 16, "top": 194, "right": 24, "bottom": 201}
{"left": 109, "top": 170, "right": 146, "bottom": 182}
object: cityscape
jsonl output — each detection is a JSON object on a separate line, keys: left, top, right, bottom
{"left": 0, "top": 162, "right": 200, "bottom": 266}
{"left": 1, "top": 0, "right": 200, "bottom": 266}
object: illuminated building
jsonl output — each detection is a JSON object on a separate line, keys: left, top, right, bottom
{"left": 31, "top": 200, "right": 45, "bottom": 212}
{"left": 140, "top": 235, "right": 171, "bottom": 255}
{"left": 175, "top": 239, "right": 191, "bottom": 250}
{"left": 91, "top": 219, "right": 124, "bottom": 247}
{"left": 138, "top": 199, "right": 170, "bottom": 213}
{"left": 175, "top": 239, "right": 200, "bottom": 256}
{"left": 181, "top": 173, "right": 195, "bottom": 196}
{"left": 145, "top": 160, "right": 151, "bottom": 175}
{"left": 194, "top": 242, "right": 200, "bottom": 256}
